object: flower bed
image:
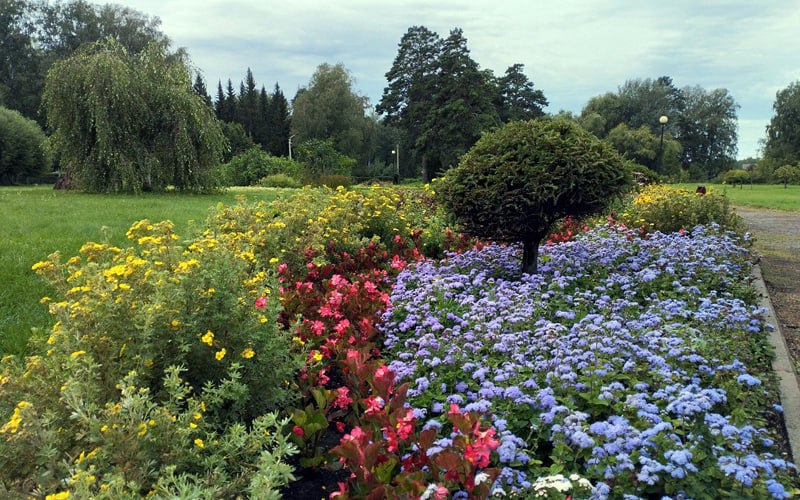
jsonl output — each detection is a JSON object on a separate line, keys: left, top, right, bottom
{"left": 381, "top": 224, "right": 796, "bottom": 498}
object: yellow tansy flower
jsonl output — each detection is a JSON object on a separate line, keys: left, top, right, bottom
{"left": 215, "top": 348, "right": 226, "bottom": 361}
{"left": 194, "top": 438, "right": 204, "bottom": 448}
{"left": 201, "top": 331, "right": 214, "bottom": 346}
{"left": 241, "top": 348, "right": 255, "bottom": 359}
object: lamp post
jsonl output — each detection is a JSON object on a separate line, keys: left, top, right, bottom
{"left": 657, "top": 115, "right": 668, "bottom": 173}
{"left": 288, "top": 134, "right": 296, "bottom": 160}
{"left": 391, "top": 144, "right": 399, "bottom": 184}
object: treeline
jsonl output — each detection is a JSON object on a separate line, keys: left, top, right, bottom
{"left": 4, "top": 0, "right": 800, "bottom": 190}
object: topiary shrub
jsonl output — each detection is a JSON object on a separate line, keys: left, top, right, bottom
{"left": 438, "top": 118, "right": 632, "bottom": 274}
{"left": 0, "top": 106, "right": 51, "bottom": 185}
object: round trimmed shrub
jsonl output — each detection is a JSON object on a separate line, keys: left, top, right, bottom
{"left": 438, "top": 118, "right": 632, "bottom": 274}
{"left": 221, "top": 146, "right": 302, "bottom": 186}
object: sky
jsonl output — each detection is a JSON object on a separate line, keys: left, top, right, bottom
{"left": 121, "top": 0, "right": 800, "bottom": 160}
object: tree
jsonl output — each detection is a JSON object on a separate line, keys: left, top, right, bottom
{"left": 43, "top": 39, "right": 225, "bottom": 192}
{"left": 773, "top": 164, "right": 799, "bottom": 188}
{"left": 266, "top": 83, "right": 291, "bottom": 156}
{"left": 495, "top": 63, "right": 548, "bottom": 122}
{"left": 0, "top": 0, "right": 41, "bottom": 118}
{"left": 422, "top": 29, "right": 499, "bottom": 173}
{"left": 192, "top": 73, "right": 212, "bottom": 108}
{"left": 377, "top": 25, "right": 442, "bottom": 181}
{"left": 605, "top": 123, "right": 681, "bottom": 175}
{"left": 764, "top": 81, "right": 800, "bottom": 167}
{"left": 291, "top": 63, "right": 368, "bottom": 161}
{"left": 722, "top": 169, "right": 750, "bottom": 188}
{"left": 439, "top": 118, "right": 631, "bottom": 275}
{"left": 0, "top": 105, "right": 50, "bottom": 184}
{"left": 676, "top": 86, "right": 739, "bottom": 180}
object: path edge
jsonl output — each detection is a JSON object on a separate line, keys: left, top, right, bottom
{"left": 753, "top": 263, "right": 800, "bottom": 467}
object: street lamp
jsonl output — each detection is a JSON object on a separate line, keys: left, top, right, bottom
{"left": 657, "top": 115, "right": 668, "bottom": 173}
{"left": 288, "top": 134, "right": 296, "bottom": 160}
{"left": 391, "top": 144, "right": 399, "bottom": 184}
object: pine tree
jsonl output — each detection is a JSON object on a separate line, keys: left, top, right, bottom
{"left": 377, "top": 25, "right": 442, "bottom": 181}
{"left": 268, "top": 83, "right": 291, "bottom": 156}
{"left": 222, "top": 79, "right": 237, "bottom": 122}
{"left": 214, "top": 80, "right": 225, "bottom": 119}
{"left": 192, "top": 74, "right": 212, "bottom": 108}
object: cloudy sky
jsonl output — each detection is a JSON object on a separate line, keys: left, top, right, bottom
{"left": 122, "top": 0, "right": 800, "bottom": 159}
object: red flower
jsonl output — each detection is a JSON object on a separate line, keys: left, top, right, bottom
{"left": 464, "top": 442, "right": 491, "bottom": 468}
{"left": 335, "top": 421, "right": 346, "bottom": 433}
{"left": 292, "top": 425, "right": 305, "bottom": 437}
{"left": 254, "top": 296, "right": 268, "bottom": 309}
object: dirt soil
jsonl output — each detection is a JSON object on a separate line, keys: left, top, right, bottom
{"left": 736, "top": 207, "right": 800, "bottom": 374}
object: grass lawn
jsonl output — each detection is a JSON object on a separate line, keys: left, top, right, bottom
{"left": 0, "top": 185, "right": 292, "bottom": 356}
{"left": 671, "top": 183, "right": 800, "bottom": 211}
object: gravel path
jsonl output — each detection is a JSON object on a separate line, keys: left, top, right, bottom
{"left": 736, "top": 207, "right": 800, "bottom": 367}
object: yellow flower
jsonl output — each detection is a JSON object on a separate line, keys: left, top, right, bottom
{"left": 70, "top": 351, "right": 86, "bottom": 359}
{"left": 194, "top": 438, "right": 205, "bottom": 448}
{"left": 193, "top": 412, "right": 202, "bottom": 421}
{"left": 200, "top": 401, "right": 206, "bottom": 412}
{"left": 189, "top": 422, "right": 197, "bottom": 429}
{"left": 45, "top": 492, "right": 70, "bottom": 500}
{"left": 137, "top": 423, "right": 148, "bottom": 437}
{"left": 100, "top": 425, "right": 109, "bottom": 432}
{"left": 312, "top": 351, "right": 323, "bottom": 362}
{"left": 215, "top": 348, "right": 226, "bottom": 361}
{"left": 201, "top": 330, "right": 214, "bottom": 346}
{"left": 269, "top": 257, "right": 279, "bottom": 264}
{"left": 241, "top": 348, "right": 255, "bottom": 359}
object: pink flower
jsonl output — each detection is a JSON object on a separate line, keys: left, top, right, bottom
{"left": 254, "top": 296, "right": 268, "bottom": 309}
{"left": 333, "top": 387, "right": 353, "bottom": 409}
{"left": 364, "top": 396, "right": 385, "bottom": 416}
{"left": 448, "top": 403, "right": 461, "bottom": 415}
{"left": 292, "top": 425, "right": 305, "bottom": 437}
{"left": 277, "top": 263, "right": 288, "bottom": 274}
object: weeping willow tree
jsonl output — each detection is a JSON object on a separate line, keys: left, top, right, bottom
{"left": 42, "top": 39, "right": 225, "bottom": 192}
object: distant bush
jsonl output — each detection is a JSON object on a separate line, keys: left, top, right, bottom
{"left": 314, "top": 174, "right": 354, "bottom": 188}
{"left": 295, "top": 138, "right": 355, "bottom": 181}
{"left": 219, "top": 121, "right": 255, "bottom": 163}
{"left": 0, "top": 106, "right": 51, "bottom": 185}
{"left": 220, "top": 146, "right": 302, "bottom": 186}
{"left": 259, "top": 173, "right": 303, "bottom": 188}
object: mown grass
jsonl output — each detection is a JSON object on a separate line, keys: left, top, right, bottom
{"left": 0, "top": 186, "right": 291, "bottom": 356}
{"left": 671, "top": 183, "right": 800, "bottom": 211}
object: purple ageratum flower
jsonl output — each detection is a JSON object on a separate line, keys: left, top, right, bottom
{"left": 736, "top": 373, "right": 762, "bottom": 386}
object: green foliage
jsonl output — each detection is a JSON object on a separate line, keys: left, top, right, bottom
{"left": 438, "top": 118, "right": 631, "bottom": 274}
{"left": 314, "top": 174, "right": 355, "bottom": 188}
{"left": 42, "top": 39, "right": 225, "bottom": 193}
{"left": 221, "top": 147, "right": 302, "bottom": 186}
{"left": 295, "top": 138, "right": 355, "bottom": 180}
{"left": 219, "top": 120, "right": 255, "bottom": 163}
{"left": 722, "top": 169, "right": 751, "bottom": 187}
{"left": 0, "top": 362, "right": 297, "bottom": 497}
{"left": 772, "top": 164, "right": 800, "bottom": 187}
{"left": 604, "top": 123, "right": 681, "bottom": 175}
{"left": 494, "top": 63, "right": 548, "bottom": 122}
{"left": 764, "top": 81, "right": 800, "bottom": 166}
{"left": 259, "top": 173, "right": 302, "bottom": 189}
{"left": 0, "top": 106, "right": 51, "bottom": 184}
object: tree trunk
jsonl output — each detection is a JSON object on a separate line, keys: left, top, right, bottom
{"left": 522, "top": 237, "right": 540, "bottom": 275}
{"left": 421, "top": 153, "right": 430, "bottom": 183}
